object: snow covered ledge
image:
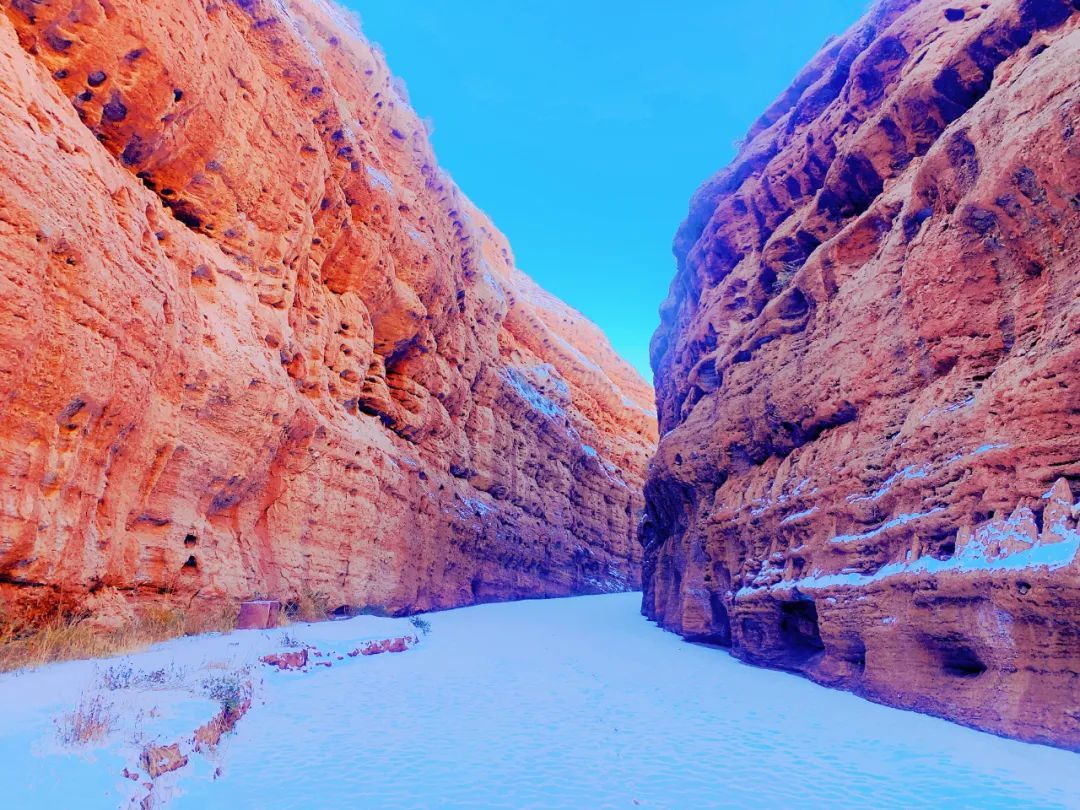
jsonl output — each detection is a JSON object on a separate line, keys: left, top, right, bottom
{"left": 699, "top": 478, "right": 1080, "bottom": 751}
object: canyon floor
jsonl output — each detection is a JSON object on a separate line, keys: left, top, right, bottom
{"left": 2, "top": 592, "right": 1078, "bottom": 809}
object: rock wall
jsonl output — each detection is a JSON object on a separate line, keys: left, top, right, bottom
{"left": 0, "top": 0, "right": 656, "bottom": 621}
{"left": 644, "top": 0, "right": 1080, "bottom": 748}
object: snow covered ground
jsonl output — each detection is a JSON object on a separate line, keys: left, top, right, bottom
{"left": 2, "top": 592, "right": 1079, "bottom": 809}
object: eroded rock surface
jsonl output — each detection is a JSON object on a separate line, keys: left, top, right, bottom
{"left": 644, "top": 0, "right": 1080, "bottom": 748}
{"left": 0, "top": 0, "right": 655, "bottom": 621}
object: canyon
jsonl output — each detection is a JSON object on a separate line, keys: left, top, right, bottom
{"left": 0, "top": 0, "right": 656, "bottom": 626}
{"left": 2, "top": 0, "right": 1078, "bottom": 767}
{"left": 644, "top": 0, "right": 1080, "bottom": 749}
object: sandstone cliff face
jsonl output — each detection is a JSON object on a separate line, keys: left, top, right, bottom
{"left": 0, "top": 0, "right": 656, "bottom": 621}
{"left": 644, "top": 0, "right": 1080, "bottom": 748}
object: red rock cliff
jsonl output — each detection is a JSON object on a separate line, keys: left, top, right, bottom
{"left": 644, "top": 0, "right": 1080, "bottom": 748}
{"left": 0, "top": 0, "right": 656, "bottom": 620}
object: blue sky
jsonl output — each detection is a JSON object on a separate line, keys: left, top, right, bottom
{"left": 347, "top": 1, "right": 870, "bottom": 380}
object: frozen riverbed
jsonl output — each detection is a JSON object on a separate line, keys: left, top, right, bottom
{"left": 2, "top": 592, "right": 1078, "bottom": 808}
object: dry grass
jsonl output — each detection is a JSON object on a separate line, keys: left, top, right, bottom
{"left": 283, "top": 588, "right": 331, "bottom": 624}
{"left": 54, "top": 694, "right": 117, "bottom": 746}
{"left": 0, "top": 599, "right": 238, "bottom": 674}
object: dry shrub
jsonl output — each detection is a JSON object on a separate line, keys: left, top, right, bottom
{"left": 139, "top": 603, "right": 186, "bottom": 639}
{"left": 284, "top": 589, "right": 331, "bottom": 623}
{"left": 55, "top": 694, "right": 117, "bottom": 745}
{"left": 0, "top": 600, "right": 116, "bottom": 672}
{"left": 182, "top": 599, "right": 238, "bottom": 636}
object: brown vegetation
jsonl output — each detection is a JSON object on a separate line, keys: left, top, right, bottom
{"left": 54, "top": 694, "right": 117, "bottom": 746}
{"left": 0, "top": 598, "right": 237, "bottom": 673}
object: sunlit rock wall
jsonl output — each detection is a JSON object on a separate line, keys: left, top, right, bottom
{"left": 0, "top": 0, "right": 656, "bottom": 621}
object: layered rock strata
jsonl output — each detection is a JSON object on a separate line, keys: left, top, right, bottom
{"left": 644, "top": 0, "right": 1080, "bottom": 748}
{"left": 0, "top": 0, "right": 656, "bottom": 621}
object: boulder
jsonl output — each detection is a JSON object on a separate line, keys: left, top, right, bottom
{"left": 140, "top": 743, "right": 188, "bottom": 780}
{"left": 236, "top": 600, "right": 280, "bottom": 631}
{"left": 260, "top": 649, "right": 308, "bottom": 671}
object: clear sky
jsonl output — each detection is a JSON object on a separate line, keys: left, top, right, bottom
{"left": 346, "top": 1, "right": 871, "bottom": 380}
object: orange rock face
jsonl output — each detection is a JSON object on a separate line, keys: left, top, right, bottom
{"left": 644, "top": 0, "right": 1080, "bottom": 748}
{"left": 0, "top": 1, "right": 656, "bottom": 621}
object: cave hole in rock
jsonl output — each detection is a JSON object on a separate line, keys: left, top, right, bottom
{"left": 184, "top": 533, "right": 197, "bottom": 547}
{"left": 928, "top": 638, "right": 988, "bottom": 678}
{"left": 777, "top": 287, "right": 810, "bottom": 319}
{"left": 181, "top": 555, "right": 198, "bottom": 570}
{"left": 778, "top": 599, "right": 825, "bottom": 665}
{"left": 842, "top": 636, "right": 867, "bottom": 675}
{"left": 470, "top": 575, "right": 484, "bottom": 600}
{"left": 925, "top": 525, "right": 958, "bottom": 561}
{"left": 758, "top": 266, "right": 779, "bottom": 296}
{"left": 696, "top": 362, "right": 722, "bottom": 393}
{"left": 1032, "top": 506, "right": 1044, "bottom": 533}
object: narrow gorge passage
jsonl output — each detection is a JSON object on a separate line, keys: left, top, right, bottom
{"left": 1, "top": 0, "right": 1079, "bottom": 806}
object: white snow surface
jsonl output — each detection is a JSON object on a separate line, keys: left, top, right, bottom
{"left": 739, "top": 523, "right": 1080, "bottom": 598}
{"left": 502, "top": 367, "right": 565, "bottom": 418}
{"left": 3, "top": 593, "right": 1079, "bottom": 809}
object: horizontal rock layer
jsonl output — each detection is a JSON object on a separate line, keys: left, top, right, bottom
{"left": 0, "top": 0, "right": 656, "bottom": 620}
{"left": 644, "top": 0, "right": 1080, "bottom": 748}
